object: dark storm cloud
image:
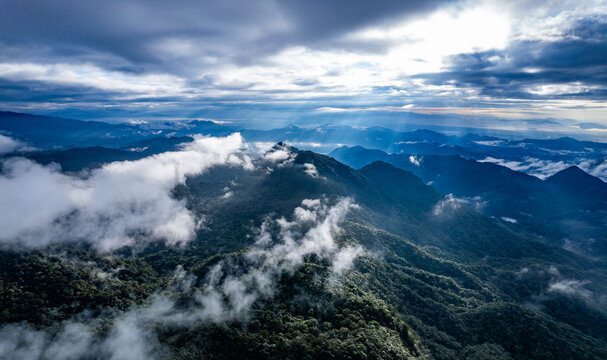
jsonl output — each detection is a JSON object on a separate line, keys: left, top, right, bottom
{"left": 417, "top": 17, "right": 607, "bottom": 100}
{"left": 0, "top": 0, "right": 456, "bottom": 75}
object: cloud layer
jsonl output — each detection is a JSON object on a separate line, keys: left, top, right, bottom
{"left": 480, "top": 156, "right": 607, "bottom": 181}
{"left": 1, "top": 0, "right": 607, "bottom": 133}
{"left": 0, "top": 133, "right": 252, "bottom": 251}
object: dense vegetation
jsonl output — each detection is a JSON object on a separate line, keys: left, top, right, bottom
{"left": 1, "top": 144, "right": 606, "bottom": 359}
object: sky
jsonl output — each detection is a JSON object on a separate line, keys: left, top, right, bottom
{"left": 1, "top": 0, "right": 607, "bottom": 136}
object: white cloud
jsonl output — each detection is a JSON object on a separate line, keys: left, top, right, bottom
{"left": 409, "top": 155, "right": 422, "bottom": 166}
{"left": 263, "top": 143, "right": 295, "bottom": 165}
{"left": 479, "top": 156, "right": 570, "bottom": 179}
{"left": 0, "top": 62, "right": 187, "bottom": 100}
{"left": 433, "top": 194, "right": 486, "bottom": 216}
{"left": 303, "top": 163, "right": 319, "bottom": 177}
{"left": 579, "top": 159, "right": 607, "bottom": 182}
{"left": 433, "top": 194, "right": 465, "bottom": 215}
{"left": 0, "top": 0, "right": 513, "bottom": 104}
{"left": 332, "top": 245, "right": 364, "bottom": 274}
{"left": 474, "top": 140, "right": 504, "bottom": 146}
{"left": 548, "top": 279, "right": 591, "bottom": 299}
{"left": 0, "top": 134, "right": 35, "bottom": 154}
{"left": 0, "top": 198, "right": 362, "bottom": 359}
{"left": 481, "top": 156, "right": 607, "bottom": 182}
{"left": 0, "top": 133, "right": 252, "bottom": 251}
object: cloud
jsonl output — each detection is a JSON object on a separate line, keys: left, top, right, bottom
{"left": 331, "top": 245, "right": 364, "bottom": 273}
{"left": 409, "top": 155, "right": 422, "bottom": 166}
{"left": 515, "top": 264, "right": 602, "bottom": 309}
{"left": 0, "top": 0, "right": 454, "bottom": 70}
{"left": 0, "top": 198, "right": 362, "bottom": 359}
{"left": 548, "top": 279, "right": 592, "bottom": 299}
{"left": 0, "top": 0, "right": 454, "bottom": 107}
{"left": 481, "top": 156, "right": 607, "bottom": 182}
{"left": 193, "top": 197, "right": 362, "bottom": 321}
{"left": 1, "top": 1, "right": 606, "bottom": 133}
{"left": 263, "top": 143, "right": 295, "bottom": 164}
{"left": 433, "top": 194, "right": 486, "bottom": 216}
{"left": 501, "top": 216, "right": 518, "bottom": 224}
{"left": 419, "top": 15, "right": 607, "bottom": 101}
{"left": 303, "top": 163, "right": 319, "bottom": 177}
{"left": 474, "top": 140, "right": 504, "bottom": 146}
{"left": 0, "top": 134, "right": 35, "bottom": 154}
{"left": 432, "top": 193, "right": 465, "bottom": 215}
{"left": 0, "top": 133, "right": 252, "bottom": 251}
{"left": 579, "top": 158, "right": 607, "bottom": 181}
{"left": 479, "top": 156, "right": 570, "bottom": 179}
{"left": 262, "top": 143, "right": 323, "bottom": 178}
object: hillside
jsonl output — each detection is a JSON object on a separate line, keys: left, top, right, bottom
{"left": 330, "top": 145, "right": 607, "bottom": 256}
{"left": 1, "top": 143, "right": 606, "bottom": 359}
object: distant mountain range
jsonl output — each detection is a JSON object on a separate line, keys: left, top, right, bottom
{"left": 2, "top": 110, "right": 606, "bottom": 180}
{"left": 1, "top": 113, "right": 607, "bottom": 359}
{"left": 330, "top": 145, "right": 607, "bottom": 256}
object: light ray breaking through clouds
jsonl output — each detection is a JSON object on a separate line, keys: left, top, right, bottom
{"left": 1, "top": 0, "right": 607, "bottom": 135}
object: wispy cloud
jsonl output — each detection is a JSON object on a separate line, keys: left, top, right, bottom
{"left": 479, "top": 156, "right": 570, "bottom": 179}
{"left": 0, "top": 134, "right": 36, "bottom": 154}
{"left": 432, "top": 194, "right": 466, "bottom": 216}
{"left": 548, "top": 279, "right": 592, "bottom": 299}
{"left": 0, "top": 198, "right": 362, "bottom": 359}
{"left": 432, "top": 193, "right": 486, "bottom": 216}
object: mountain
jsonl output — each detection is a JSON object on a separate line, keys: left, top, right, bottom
{"left": 2, "top": 111, "right": 607, "bottom": 176}
{"left": 546, "top": 165, "right": 607, "bottom": 195}
{"left": 5, "top": 136, "right": 194, "bottom": 172}
{"left": 329, "top": 145, "right": 607, "bottom": 256}
{"left": 177, "top": 145, "right": 607, "bottom": 357}
{"left": 2, "top": 114, "right": 607, "bottom": 359}
{"left": 546, "top": 166, "right": 607, "bottom": 211}
{"left": 0, "top": 111, "right": 142, "bottom": 148}
{"left": 2, "top": 143, "right": 607, "bottom": 359}
{"left": 325, "top": 145, "right": 389, "bottom": 169}
{"left": 0, "top": 111, "right": 225, "bottom": 149}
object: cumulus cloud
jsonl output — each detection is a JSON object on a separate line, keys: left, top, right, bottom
{"left": 262, "top": 143, "right": 296, "bottom": 164}
{"left": 303, "top": 163, "right": 319, "bottom": 177}
{"left": 0, "top": 198, "right": 362, "bottom": 359}
{"left": 0, "top": 133, "right": 252, "bottom": 251}
{"left": 409, "top": 155, "right": 422, "bottom": 166}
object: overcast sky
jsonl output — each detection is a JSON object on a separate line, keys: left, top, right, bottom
{"left": 1, "top": 0, "right": 607, "bottom": 135}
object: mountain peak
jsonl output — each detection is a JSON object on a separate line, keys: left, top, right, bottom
{"left": 546, "top": 166, "right": 606, "bottom": 200}
{"left": 546, "top": 165, "right": 601, "bottom": 184}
